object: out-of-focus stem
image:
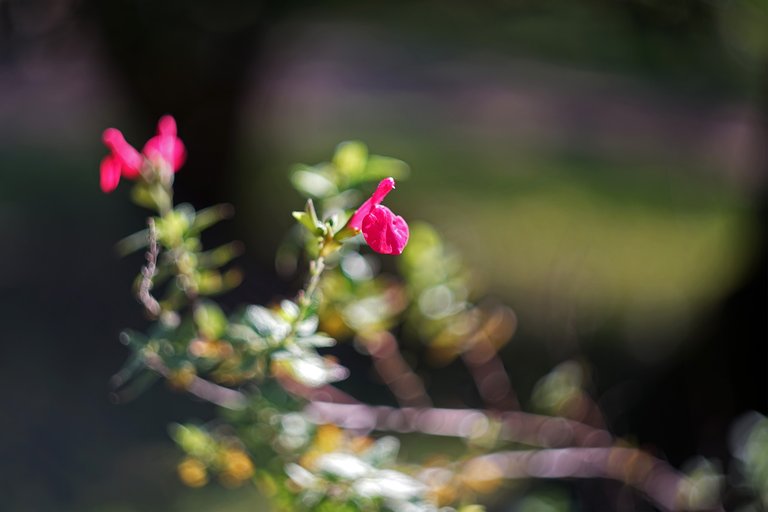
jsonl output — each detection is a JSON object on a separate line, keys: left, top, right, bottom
{"left": 462, "top": 338, "right": 519, "bottom": 410}
{"left": 144, "top": 357, "right": 714, "bottom": 510}
{"left": 143, "top": 355, "right": 247, "bottom": 410}
{"left": 277, "top": 374, "right": 358, "bottom": 404}
{"left": 304, "top": 401, "right": 613, "bottom": 448}
{"left": 288, "top": 255, "right": 326, "bottom": 342}
{"left": 301, "top": 256, "right": 325, "bottom": 310}
{"left": 365, "top": 331, "right": 432, "bottom": 408}
{"left": 463, "top": 448, "right": 722, "bottom": 512}
{"left": 137, "top": 218, "right": 161, "bottom": 317}
{"left": 461, "top": 305, "right": 520, "bottom": 410}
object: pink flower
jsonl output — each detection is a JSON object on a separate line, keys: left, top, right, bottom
{"left": 99, "top": 115, "right": 186, "bottom": 193}
{"left": 142, "top": 115, "right": 186, "bottom": 172}
{"left": 347, "top": 177, "right": 409, "bottom": 255}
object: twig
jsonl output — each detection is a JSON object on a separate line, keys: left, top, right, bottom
{"left": 137, "top": 218, "right": 161, "bottom": 317}
{"left": 277, "top": 374, "right": 359, "bottom": 405}
{"left": 304, "top": 401, "right": 613, "bottom": 448}
{"left": 364, "top": 331, "right": 433, "bottom": 408}
{"left": 462, "top": 339, "right": 519, "bottom": 410}
{"left": 137, "top": 359, "right": 717, "bottom": 511}
{"left": 141, "top": 354, "right": 611, "bottom": 449}
{"left": 461, "top": 305, "right": 520, "bottom": 410}
{"left": 463, "top": 448, "right": 723, "bottom": 512}
{"left": 143, "top": 355, "right": 247, "bottom": 410}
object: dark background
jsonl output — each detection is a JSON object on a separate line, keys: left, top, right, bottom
{"left": 0, "top": 1, "right": 765, "bottom": 510}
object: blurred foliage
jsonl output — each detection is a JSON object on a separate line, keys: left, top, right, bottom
{"left": 99, "top": 130, "right": 763, "bottom": 512}
{"left": 1, "top": 2, "right": 763, "bottom": 509}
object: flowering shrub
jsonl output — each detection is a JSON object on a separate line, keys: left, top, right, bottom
{"left": 104, "top": 117, "right": 740, "bottom": 511}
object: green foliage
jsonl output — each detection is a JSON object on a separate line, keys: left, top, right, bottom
{"left": 106, "top": 138, "right": 740, "bottom": 512}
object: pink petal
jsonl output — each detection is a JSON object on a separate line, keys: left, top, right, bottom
{"left": 156, "top": 115, "right": 177, "bottom": 137}
{"left": 142, "top": 116, "right": 186, "bottom": 171}
{"left": 99, "top": 155, "right": 122, "bottom": 193}
{"left": 361, "top": 205, "right": 410, "bottom": 255}
{"left": 102, "top": 128, "right": 143, "bottom": 177}
{"left": 348, "top": 177, "right": 395, "bottom": 230}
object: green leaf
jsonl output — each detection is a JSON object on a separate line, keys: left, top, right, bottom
{"left": 190, "top": 203, "right": 234, "bottom": 234}
{"left": 295, "top": 334, "right": 336, "bottom": 348}
{"left": 170, "top": 424, "right": 217, "bottom": 461}
{"left": 360, "top": 436, "right": 400, "bottom": 467}
{"left": 360, "top": 155, "right": 409, "bottom": 182}
{"left": 291, "top": 168, "right": 338, "bottom": 198}
{"left": 197, "top": 242, "right": 244, "bottom": 269}
{"left": 293, "top": 211, "right": 318, "bottom": 234}
{"left": 293, "top": 199, "right": 326, "bottom": 236}
{"left": 119, "top": 329, "right": 148, "bottom": 349}
{"left": 115, "top": 228, "right": 150, "bottom": 256}
{"left": 333, "top": 141, "right": 368, "bottom": 177}
{"left": 334, "top": 225, "right": 360, "bottom": 242}
{"left": 247, "top": 305, "right": 291, "bottom": 340}
{"left": 156, "top": 210, "right": 190, "bottom": 247}
{"left": 130, "top": 182, "right": 158, "bottom": 210}
{"left": 193, "top": 301, "right": 228, "bottom": 340}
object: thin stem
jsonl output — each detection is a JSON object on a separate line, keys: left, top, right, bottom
{"left": 462, "top": 340, "right": 519, "bottom": 410}
{"left": 461, "top": 304, "right": 520, "bottom": 410}
{"left": 288, "top": 255, "right": 326, "bottom": 340}
{"left": 143, "top": 358, "right": 714, "bottom": 510}
{"left": 143, "top": 355, "right": 247, "bottom": 410}
{"left": 301, "top": 256, "right": 326, "bottom": 309}
{"left": 137, "top": 218, "right": 161, "bottom": 317}
{"left": 365, "top": 331, "right": 432, "bottom": 408}
{"left": 303, "top": 401, "right": 613, "bottom": 448}
{"left": 463, "top": 448, "right": 723, "bottom": 512}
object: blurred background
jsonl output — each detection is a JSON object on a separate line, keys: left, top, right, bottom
{"left": 0, "top": 0, "right": 765, "bottom": 510}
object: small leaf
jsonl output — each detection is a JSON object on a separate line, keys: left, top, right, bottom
{"left": 247, "top": 305, "right": 291, "bottom": 340}
{"left": 280, "top": 300, "right": 300, "bottom": 321}
{"left": 333, "top": 141, "right": 368, "bottom": 177}
{"left": 360, "top": 155, "right": 409, "bottom": 183}
{"left": 175, "top": 203, "right": 197, "bottom": 224}
{"left": 193, "top": 301, "right": 228, "bottom": 340}
{"left": 360, "top": 436, "right": 400, "bottom": 467}
{"left": 130, "top": 182, "right": 158, "bottom": 210}
{"left": 271, "top": 351, "right": 348, "bottom": 387}
{"left": 170, "top": 424, "right": 217, "bottom": 461}
{"left": 295, "top": 334, "right": 336, "bottom": 348}
{"left": 115, "top": 228, "right": 150, "bottom": 256}
{"left": 197, "top": 242, "right": 244, "bottom": 269}
{"left": 295, "top": 316, "right": 319, "bottom": 337}
{"left": 291, "top": 169, "right": 337, "bottom": 198}
{"left": 119, "top": 329, "right": 148, "bottom": 349}
{"left": 292, "top": 211, "right": 316, "bottom": 233}
{"left": 156, "top": 210, "right": 190, "bottom": 247}
{"left": 190, "top": 204, "right": 234, "bottom": 234}
{"left": 334, "top": 226, "right": 360, "bottom": 242}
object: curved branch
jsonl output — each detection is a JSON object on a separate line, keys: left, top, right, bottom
{"left": 459, "top": 303, "right": 520, "bottom": 410}
{"left": 137, "top": 218, "right": 161, "bottom": 317}
{"left": 143, "top": 355, "right": 248, "bottom": 410}
{"left": 463, "top": 448, "right": 722, "bottom": 512}
{"left": 364, "top": 331, "right": 433, "bottom": 408}
{"left": 304, "top": 401, "right": 612, "bottom": 448}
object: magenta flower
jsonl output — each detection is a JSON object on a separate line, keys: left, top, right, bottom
{"left": 347, "top": 177, "right": 409, "bottom": 255}
{"left": 99, "top": 115, "right": 186, "bottom": 193}
{"left": 141, "top": 115, "right": 186, "bottom": 172}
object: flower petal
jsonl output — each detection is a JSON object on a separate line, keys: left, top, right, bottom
{"left": 361, "top": 205, "right": 409, "bottom": 255}
{"left": 156, "top": 115, "right": 177, "bottom": 137}
{"left": 99, "top": 155, "right": 122, "bottom": 193}
{"left": 143, "top": 116, "right": 186, "bottom": 171}
{"left": 347, "top": 177, "right": 395, "bottom": 230}
{"left": 102, "top": 128, "right": 142, "bottom": 177}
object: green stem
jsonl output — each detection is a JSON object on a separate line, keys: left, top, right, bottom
{"left": 302, "top": 256, "right": 326, "bottom": 308}
{"left": 287, "top": 254, "right": 326, "bottom": 341}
